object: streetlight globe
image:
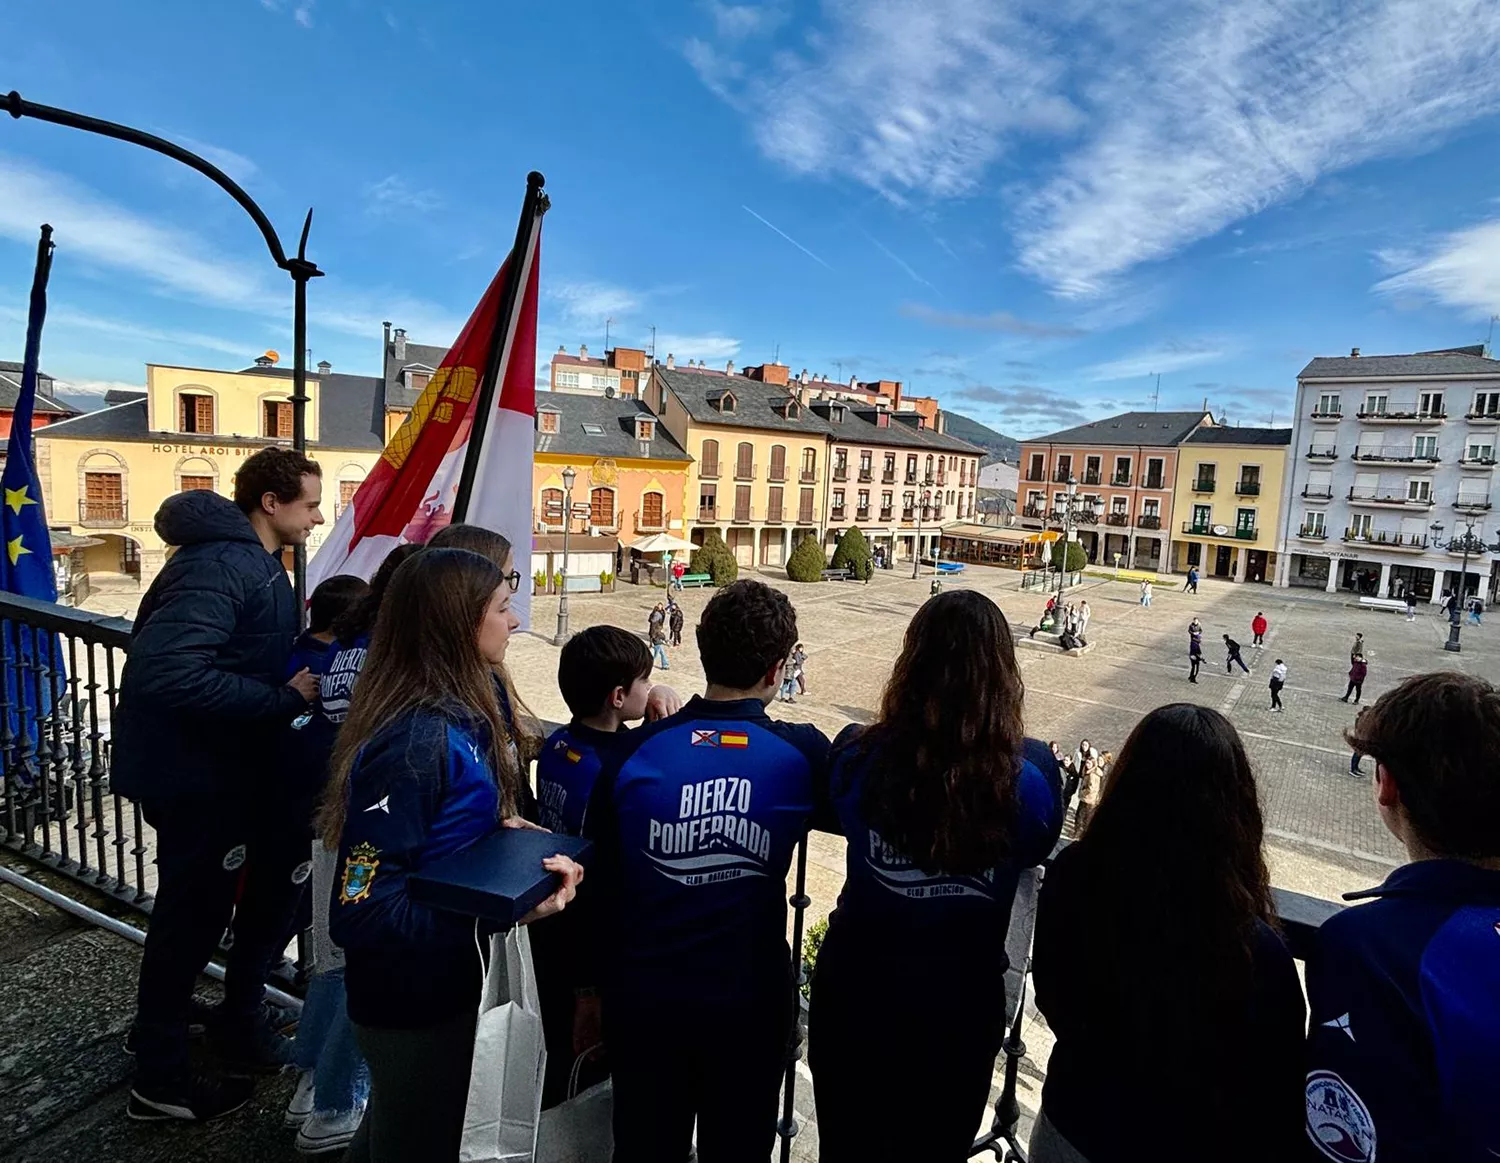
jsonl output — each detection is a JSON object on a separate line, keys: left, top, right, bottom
{"left": 1431, "top": 521, "right": 1444, "bottom": 537}
{"left": 562, "top": 465, "right": 577, "bottom": 490}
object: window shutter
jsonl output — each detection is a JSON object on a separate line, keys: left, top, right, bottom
{"left": 195, "top": 395, "right": 214, "bottom": 434}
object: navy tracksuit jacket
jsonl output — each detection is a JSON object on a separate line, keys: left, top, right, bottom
{"left": 1304, "top": 859, "right": 1500, "bottom": 1163}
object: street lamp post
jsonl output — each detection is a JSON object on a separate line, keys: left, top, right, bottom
{"left": 1430, "top": 519, "right": 1488, "bottom": 652}
{"left": 555, "top": 466, "right": 576, "bottom": 647}
{"left": 1056, "top": 475, "right": 1078, "bottom": 596}
{"left": 911, "top": 490, "right": 925, "bottom": 580}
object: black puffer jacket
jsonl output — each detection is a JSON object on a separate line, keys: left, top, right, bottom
{"left": 111, "top": 491, "right": 306, "bottom": 800}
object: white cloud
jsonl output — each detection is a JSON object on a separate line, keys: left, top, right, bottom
{"left": 293, "top": 2, "right": 314, "bottom": 27}
{"left": 547, "top": 281, "right": 642, "bottom": 331}
{"left": 656, "top": 335, "right": 743, "bottom": 363}
{"left": 691, "top": 0, "right": 1079, "bottom": 200}
{"left": 1085, "top": 340, "right": 1229, "bottom": 382}
{"left": 51, "top": 378, "right": 144, "bottom": 399}
{"left": 1018, "top": 0, "right": 1500, "bottom": 296}
{"left": 687, "top": 0, "right": 1500, "bottom": 295}
{"left": 0, "top": 154, "right": 275, "bottom": 312}
{"left": 705, "top": 0, "right": 788, "bottom": 39}
{"left": 366, "top": 175, "right": 443, "bottom": 216}
{"left": 1374, "top": 219, "right": 1500, "bottom": 316}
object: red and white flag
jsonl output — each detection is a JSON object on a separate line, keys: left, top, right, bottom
{"left": 309, "top": 224, "right": 541, "bottom": 626}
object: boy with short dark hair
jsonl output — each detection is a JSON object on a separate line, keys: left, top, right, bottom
{"left": 1305, "top": 672, "right": 1500, "bottom": 1163}
{"left": 583, "top": 580, "right": 831, "bottom": 1162}
{"left": 534, "top": 625, "right": 655, "bottom": 1107}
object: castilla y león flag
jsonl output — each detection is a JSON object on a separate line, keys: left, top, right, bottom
{"left": 309, "top": 216, "right": 541, "bottom": 626}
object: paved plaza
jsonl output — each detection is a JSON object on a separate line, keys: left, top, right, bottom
{"left": 512, "top": 563, "right": 1493, "bottom": 913}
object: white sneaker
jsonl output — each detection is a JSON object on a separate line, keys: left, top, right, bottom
{"left": 296, "top": 1108, "right": 364, "bottom": 1155}
{"left": 284, "top": 1070, "right": 315, "bottom": 1127}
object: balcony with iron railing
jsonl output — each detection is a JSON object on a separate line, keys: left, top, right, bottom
{"left": 1355, "top": 405, "right": 1445, "bottom": 422}
{"left": 1302, "top": 485, "right": 1334, "bottom": 500}
{"left": 78, "top": 499, "right": 128, "bottom": 527}
{"left": 1296, "top": 525, "right": 1329, "bottom": 540}
{"left": 1142, "top": 476, "right": 1166, "bottom": 490}
{"left": 1465, "top": 408, "right": 1500, "bottom": 423}
{"left": 1235, "top": 480, "right": 1261, "bottom": 496}
{"left": 765, "top": 503, "right": 784, "bottom": 524}
{"left": 879, "top": 507, "right": 893, "bottom": 522}
{"left": 1182, "top": 521, "right": 1212, "bottom": 535}
{"left": 881, "top": 471, "right": 897, "bottom": 484}
{"left": 0, "top": 589, "right": 1386, "bottom": 1163}
{"left": 1110, "top": 473, "right": 1132, "bottom": 487}
{"left": 1192, "top": 478, "right": 1216, "bottom": 493}
{"left": 796, "top": 507, "right": 816, "bottom": 525}
{"left": 1353, "top": 446, "right": 1439, "bottom": 465}
{"left": 1347, "top": 487, "right": 1435, "bottom": 509}
{"left": 1458, "top": 454, "right": 1498, "bottom": 469}
{"left": 857, "top": 469, "right": 873, "bottom": 483}
{"left": 832, "top": 466, "right": 849, "bottom": 482}
{"left": 1082, "top": 470, "right": 1102, "bottom": 485}
{"left": 1454, "top": 495, "right": 1493, "bottom": 511}
{"left": 1075, "top": 510, "right": 1099, "bottom": 525}
{"left": 1105, "top": 512, "right": 1130, "bottom": 526}
{"left": 1231, "top": 526, "right": 1258, "bottom": 540}
{"left": 1022, "top": 504, "right": 1045, "bottom": 520}
{"left": 734, "top": 462, "right": 758, "bottom": 482}
{"left": 701, "top": 461, "right": 721, "bottom": 480}
{"left": 767, "top": 464, "right": 787, "bottom": 483}
{"left": 697, "top": 504, "right": 718, "bottom": 522}
{"left": 1052, "top": 468, "right": 1072, "bottom": 483}
{"left": 1309, "top": 407, "right": 1342, "bottom": 421}
{"left": 800, "top": 469, "right": 817, "bottom": 484}
{"left": 1342, "top": 529, "right": 1430, "bottom": 551}
{"left": 855, "top": 506, "right": 871, "bottom": 521}
{"left": 1136, "top": 514, "right": 1162, "bottom": 530}
{"left": 731, "top": 505, "right": 754, "bottom": 524}
{"left": 1306, "top": 444, "right": 1337, "bottom": 459}
{"left": 636, "top": 508, "right": 669, "bottom": 532}
{"left": 830, "top": 506, "right": 846, "bottom": 521}
{"left": 902, "top": 507, "right": 916, "bottom": 521}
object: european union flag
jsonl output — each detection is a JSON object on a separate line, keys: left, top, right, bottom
{"left": 1, "top": 225, "right": 61, "bottom": 783}
{"left": 1, "top": 225, "right": 58, "bottom": 601}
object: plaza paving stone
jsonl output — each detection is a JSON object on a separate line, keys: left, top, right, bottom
{"left": 511, "top": 564, "right": 1494, "bottom": 914}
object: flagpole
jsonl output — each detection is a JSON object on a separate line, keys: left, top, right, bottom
{"left": 452, "top": 171, "right": 548, "bottom": 522}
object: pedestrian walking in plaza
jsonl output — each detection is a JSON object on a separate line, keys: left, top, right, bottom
{"left": 1055, "top": 742, "right": 1079, "bottom": 809}
{"left": 1469, "top": 596, "right": 1484, "bottom": 625}
{"left": 809, "top": 589, "right": 1063, "bottom": 1163}
{"left": 1406, "top": 591, "right": 1419, "bottom": 621}
{"left": 1350, "top": 632, "right": 1365, "bottom": 662}
{"left": 671, "top": 557, "right": 685, "bottom": 591}
{"left": 1184, "top": 566, "right": 1200, "bottom": 593}
{"left": 1224, "top": 634, "right": 1250, "bottom": 675}
{"left": 1348, "top": 710, "right": 1367, "bottom": 777}
{"left": 1078, "top": 600, "right": 1092, "bottom": 639}
{"left": 1075, "top": 753, "right": 1102, "bottom": 833}
{"left": 648, "top": 603, "right": 670, "bottom": 670}
{"left": 792, "top": 642, "right": 809, "bottom": 695}
{"left": 1268, "top": 659, "right": 1287, "bottom": 712}
{"left": 1189, "top": 635, "right": 1203, "bottom": 684}
{"left": 114, "top": 449, "right": 324, "bottom": 1122}
{"left": 1029, "top": 705, "right": 1306, "bottom": 1163}
{"left": 1342, "top": 656, "right": 1367, "bottom": 703}
{"left": 1140, "top": 580, "right": 1152, "bottom": 607}
{"left": 1251, "top": 612, "right": 1268, "bottom": 647}
{"left": 667, "top": 597, "right": 684, "bottom": 647}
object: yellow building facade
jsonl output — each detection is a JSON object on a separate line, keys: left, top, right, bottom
{"left": 1169, "top": 427, "right": 1292, "bottom": 583}
{"left": 35, "top": 356, "right": 387, "bottom": 586}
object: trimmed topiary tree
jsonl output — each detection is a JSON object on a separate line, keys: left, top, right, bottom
{"left": 688, "top": 529, "right": 738, "bottom": 586}
{"left": 1062, "top": 540, "right": 1088, "bottom": 573}
{"left": 830, "top": 526, "right": 874, "bottom": 581}
{"left": 785, "top": 533, "right": 827, "bottom": 582}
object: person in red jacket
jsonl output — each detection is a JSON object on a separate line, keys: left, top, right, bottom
{"left": 1251, "top": 611, "right": 1268, "bottom": 648}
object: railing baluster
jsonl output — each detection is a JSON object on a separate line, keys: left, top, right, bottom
{"left": 27, "top": 622, "right": 52, "bottom": 857}
{"left": 0, "top": 617, "right": 16, "bottom": 843}
{"left": 85, "top": 639, "right": 108, "bottom": 882}
{"left": 47, "top": 628, "right": 72, "bottom": 868}
{"left": 106, "top": 644, "right": 127, "bottom": 893}
{"left": 68, "top": 633, "right": 88, "bottom": 873}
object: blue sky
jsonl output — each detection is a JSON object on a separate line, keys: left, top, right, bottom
{"left": 4, "top": 0, "right": 1500, "bottom": 440}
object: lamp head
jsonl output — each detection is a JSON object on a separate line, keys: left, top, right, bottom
{"left": 562, "top": 466, "right": 577, "bottom": 490}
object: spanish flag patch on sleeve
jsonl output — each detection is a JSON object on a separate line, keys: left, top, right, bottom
{"left": 719, "top": 732, "right": 749, "bottom": 748}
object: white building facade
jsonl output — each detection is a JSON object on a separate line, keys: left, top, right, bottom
{"left": 1277, "top": 346, "right": 1500, "bottom": 602}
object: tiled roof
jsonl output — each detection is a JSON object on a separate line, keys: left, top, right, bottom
{"left": 656, "top": 365, "right": 837, "bottom": 437}
{"left": 839, "top": 407, "right": 985, "bottom": 455}
{"left": 383, "top": 338, "right": 451, "bottom": 411}
{"left": 551, "top": 353, "right": 606, "bottom": 369}
{"left": 535, "top": 392, "right": 689, "bottom": 461}
{"left": 1298, "top": 351, "right": 1500, "bottom": 379}
{"left": 1183, "top": 426, "right": 1292, "bottom": 446}
{"left": 1028, "top": 411, "right": 1211, "bottom": 447}
{"left": 36, "top": 373, "right": 386, "bottom": 451}
{"left": 105, "top": 389, "right": 148, "bottom": 405}
{"left": 0, "top": 363, "right": 72, "bottom": 414}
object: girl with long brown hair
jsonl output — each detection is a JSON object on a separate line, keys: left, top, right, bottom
{"left": 808, "top": 589, "right": 1064, "bottom": 1162}
{"left": 1028, "top": 704, "right": 1305, "bottom": 1163}
{"left": 323, "top": 548, "right": 582, "bottom": 1163}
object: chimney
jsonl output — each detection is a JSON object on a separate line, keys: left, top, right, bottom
{"left": 1350, "top": 347, "right": 1361, "bottom": 357}
{"left": 558, "top": 344, "right": 566, "bottom": 353}
{"left": 580, "top": 344, "right": 589, "bottom": 359}
{"left": 383, "top": 320, "right": 392, "bottom": 361}
{"left": 254, "top": 353, "right": 274, "bottom": 368}
{"left": 726, "top": 359, "right": 735, "bottom": 376}
{"left": 316, "top": 360, "right": 332, "bottom": 376}
{"left": 849, "top": 375, "right": 858, "bottom": 388}
{"left": 393, "top": 328, "right": 407, "bottom": 361}
{"left": 800, "top": 368, "right": 808, "bottom": 383}
{"left": 666, "top": 353, "right": 675, "bottom": 370}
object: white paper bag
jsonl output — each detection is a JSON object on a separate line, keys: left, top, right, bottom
{"left": 460, "top": 926, "right": 547, "bottom": 1163}
{"left": 535, "top": 1052, "right": 612, "bottom": 1163}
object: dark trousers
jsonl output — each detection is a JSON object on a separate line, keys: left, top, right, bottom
{"left": 1253, "top": 632, "right": 1264, "bottom": 645}
{"left": 1228, "top": 652, "right": 1249, "bottom": 673}
{"left": 1269, "top": 679, "right": 1283, "bottom": 709}
{"left": 810, "top": 961, "right": 1004, "bottom": 1163}
{"left": 1189, "top": 655, "right": 1201, "bottom": 681}
{"left": 1344, "top": 680, "right": 1363, "bottom": 701}
{"left": 133, "top": 788, "right": 311, "bottom": 1084}
{"left": 348, "top": 1010, "right": 477, "bottom": 1163}
{"left": 607, "top": 988, "right": 791, "bottom": 1163}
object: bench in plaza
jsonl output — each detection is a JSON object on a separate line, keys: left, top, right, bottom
{"left": 821, "top": 568, "right": 852, "bottom": 582}
{"left": 677, "top": 572, "right": 712, "bottom": 588}
{"left": 1355, "top": 596, "right": 1409, "bottom": 613}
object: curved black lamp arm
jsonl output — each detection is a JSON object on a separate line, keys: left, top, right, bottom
{"left": 5, "top": 88, "right": 323, "bottom": 612}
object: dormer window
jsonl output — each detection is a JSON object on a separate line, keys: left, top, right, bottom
{"left": 404, "top": 365, "right": 434, "bottom": 393}
{"left": 538, "top": 410, "right": 560, "bottom": 435}
{"left": 708, "top": 388, "right": 737, "bottom": 413}
{"left": 636, "top": 417, "right": 655, "bottom": 441}
{"left": 770, "top": 396, "right": 800, "bottom": 419}
{"left": 876, "top": 412, "right": 889, "bottom": 428}
{"left": 831, "top": 405, "right": 846, "bottom": 423}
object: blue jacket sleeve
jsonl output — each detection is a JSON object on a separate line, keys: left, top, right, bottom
{"left": 328, "top": 721, "right": 481, "bottom": 952}
{"left": 129, "top": 556, "right": 304, "bottom": 722}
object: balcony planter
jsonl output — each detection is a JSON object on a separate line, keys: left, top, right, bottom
{"left": 533, "top": 569, "right": 547, "bottom": 596}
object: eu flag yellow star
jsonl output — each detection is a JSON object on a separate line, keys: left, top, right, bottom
{"left": 7, "top": 535, "right": 29, "bottom": 566}
{"left": 5, "top": 485, "right": 36, "bottom": 516}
